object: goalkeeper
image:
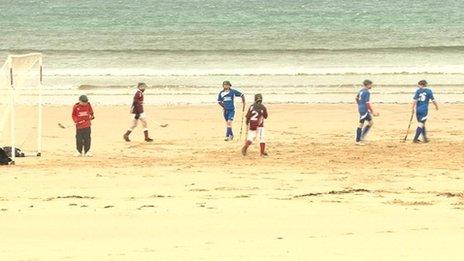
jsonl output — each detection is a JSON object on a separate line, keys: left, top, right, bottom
{"left": 72, "top": 95, "right": 95, "bottom": 156}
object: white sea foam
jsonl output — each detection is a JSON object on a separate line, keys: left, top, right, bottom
{"left": 45, "top": 65, "right": 464, "bottom": 77}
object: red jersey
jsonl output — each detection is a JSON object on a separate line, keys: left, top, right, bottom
{"left": 131, "top": 89, "right": 144, "bottom": 114}
{"left": 246, "top": 103, "right": 268, "bottom": 130}
{"left": 72, "top": 102, "right": 94, "bottom": 129}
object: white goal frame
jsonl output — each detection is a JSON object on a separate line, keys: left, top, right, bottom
{"left": 1, "top": 53, "right": 43, "bottom": 164}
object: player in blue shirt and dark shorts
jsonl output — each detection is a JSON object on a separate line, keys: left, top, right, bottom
{"left": 217, "top": 81, "right": 245, "bottom": 141}
{"left": 355, "top": 79, "right": 379, "bottom": 145}
{"left": 412, "top": 80, "right": 438, "bottom": 143}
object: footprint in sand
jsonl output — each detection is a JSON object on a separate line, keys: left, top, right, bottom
{"left": 137, "top": 205, "right": 155, "bottom": 210}
{"left": 190, "top": 188, "right": 209, "bottom": 192}
{"left": 235, "top": 194, "right": 251, "bottom": 198}
{"left": 46, "top": 195, "right": 96, "bottom": 201}
{"left": 385, "top": 199, "right": 434, "bottom": 206}
{"left": 377, "top": 230, "right": 395, "bottom": 234}
{"left": 151, "top": 194, "right": 171, "bottom": 198}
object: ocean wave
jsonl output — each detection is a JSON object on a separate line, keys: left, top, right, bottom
{"left": 3, "top": 45, "right": 464, "bottom": 54}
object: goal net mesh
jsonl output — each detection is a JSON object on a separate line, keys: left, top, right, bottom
{"left": 0, "top": 53, "right": 42, "bottom": 157}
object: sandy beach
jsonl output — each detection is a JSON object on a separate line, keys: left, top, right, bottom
{"left": 2, "top": 0, "right": 464, "bottom": 259}
{"left": 1, "top": 103, "right": 463, "bottom": 260}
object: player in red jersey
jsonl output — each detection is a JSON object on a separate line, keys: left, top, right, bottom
{"left": 123, "top": 83, "right": 153, "bottom": 142}
{"left": 72, "top": 95, "right": 95, "bottom": 157}
{"left": 242, "top": 94, "right": 268, "bottom": 156}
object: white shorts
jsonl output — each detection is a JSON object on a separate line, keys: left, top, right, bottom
{"left": 247, "top": 127, "right": 265, "bottom": 143}
{"left": 132, "top": 113, "right": 146, "bottom": 120}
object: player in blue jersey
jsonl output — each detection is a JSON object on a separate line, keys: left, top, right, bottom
{"left": 355, "top": 79, "right": 379, "bottom": 145}
{"left": 217, "top": 81, "right": 246, "bottom": 141}
{"left": 412, "top": 80, "right": 438, "bottom": 143}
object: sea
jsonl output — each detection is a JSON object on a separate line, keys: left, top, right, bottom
{"left": 1, "top": 0, "right": 464, "bottom": 105}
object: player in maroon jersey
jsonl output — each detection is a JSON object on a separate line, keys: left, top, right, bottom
{"left": 123, "top": 82, "right": 153, "bottom": 142}
{"left": 242, "top": 94, "right": 268, "bottom": 156}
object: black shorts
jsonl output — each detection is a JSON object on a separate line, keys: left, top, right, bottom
{"left": 359, "top": 113, "right": 372, "bottom": 124}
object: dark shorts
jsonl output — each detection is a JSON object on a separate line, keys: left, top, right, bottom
{"left": 359, "top": 112, "right": 372, "bottom": 123}
{"left": 223, "top": 110, "right": 235, "bottom": 121}
{"left": 416, "top": 111, "right": 428, "bottom": 123}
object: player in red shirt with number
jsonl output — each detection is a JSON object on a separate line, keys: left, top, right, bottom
{"left": 242, "top": 94, "right": 268, "bottom": 156}
{"left": 72, "top": 95, "right": 95, "bottom": 157}
{"left": 123, "top": 82, "right": 153, "bottom": 142}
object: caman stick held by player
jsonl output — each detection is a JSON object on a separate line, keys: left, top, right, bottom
{"left": 238, "top": 108, "right": 245, "bottom": 141}
{"left": 403, "top": 109, "right": 415, "bottom": 142}
{"left": 58, "top": 122, "right": 70, "bottom": 129}
{"left": 58, "top": 122, "right": 83, "bottom": 129}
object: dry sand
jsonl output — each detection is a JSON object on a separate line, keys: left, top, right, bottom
{"left": 1, "top": 104, "right": 464, "bottom": 260}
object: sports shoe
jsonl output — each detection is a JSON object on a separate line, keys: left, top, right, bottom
{"left": 74, "top": 152, "right": 83, "bottom": 157}
{"left": 355, "top": 141, "right": 365, "bottom": 146}
{"left": 241, "top": 146, "right": 247, "bottom": 156}
{"left": 423, "top": 138, "right": 430, "bottom": 143}
{"left": 224, "top": 137, "right": 229, "bottom": 141}
{"left": 413, "top": 139, "right": 421, "bottom": 144}
{"left": 123, "top": 130, "right": 132, "bottom": 142}
{"left": 145, "top": 137, "right": 154, "bottom": 142}
{"left": 84, "top": 152, "right": 93, "bottom": 157}
{"left": 260, "top": 152, "right": 269, "bottom": 157}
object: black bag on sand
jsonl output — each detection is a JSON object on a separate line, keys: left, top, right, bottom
{"left": 2, "top": 147, "right": 25, "bottom": 158}
{"left": 0, "top": 148, "right": 12, "bottom": 165}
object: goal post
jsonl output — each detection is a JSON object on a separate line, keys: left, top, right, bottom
{"left": 0, "top": 53, "right": 43, "bottom": 164}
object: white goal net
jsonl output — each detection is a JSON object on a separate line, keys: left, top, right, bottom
{"left": 0, "top": 53, "right": 43, "bottom": 163}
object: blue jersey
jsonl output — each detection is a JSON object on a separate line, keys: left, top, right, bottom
{"left": 356, "top": 88, "right": 371, "bottom": 114}
{"left": 414, "top": 88, "right": 434, "bottom": 112}
{"left": 218, "top": 88, "right": 243, "bottom": 110}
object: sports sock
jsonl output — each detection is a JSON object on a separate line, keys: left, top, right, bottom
{"left": 422, "top": 127, "right": 427, "bottom": 139}
{"left": 413, "top": 127, "right": 422, "bottom": 141}
{"left": 228, "top": 127, "right": 233, "bottom": 137}
{"left": 260, "top": 143, "right": 266, "bottom": 154}
{"left": 356, "top": 128, "right": 362, "bottom": 142}
{"left": 361, "top": 125, "right": 371, "bottom": 139}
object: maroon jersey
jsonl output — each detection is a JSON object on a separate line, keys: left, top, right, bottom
{"left": 131, "top": 89, "right": 144, "bottom": 114}
{"left": 246, "top": 103, "right": 268, "bottom": 130}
